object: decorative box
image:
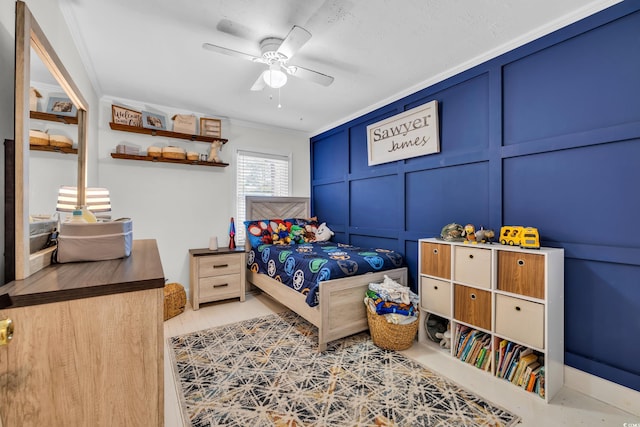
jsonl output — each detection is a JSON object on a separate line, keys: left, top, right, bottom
{"left": 171, "top": 114, "right": 196, "bottom": 135}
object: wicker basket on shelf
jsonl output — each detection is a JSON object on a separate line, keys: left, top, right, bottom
{"left": 366, "top": 306, "right": 419, "bottom": 351}
{"left": 163, "top": 282, "right": 186, "bottom": 321}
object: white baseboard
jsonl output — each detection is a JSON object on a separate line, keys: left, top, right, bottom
{"left": 564, "top": 366, "right": 640, "bottom": 417}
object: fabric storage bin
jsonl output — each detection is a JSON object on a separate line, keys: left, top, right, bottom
{"left": 55, "top": 218, "right": 133, "bottom": 263}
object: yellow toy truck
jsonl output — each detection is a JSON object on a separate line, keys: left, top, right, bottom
{"left": 499, "top": 226, "right": 540, "bottom": 249}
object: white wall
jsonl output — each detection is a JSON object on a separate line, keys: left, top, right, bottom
{"left": 97, "top": 97, "right": 310, "bottom": 293}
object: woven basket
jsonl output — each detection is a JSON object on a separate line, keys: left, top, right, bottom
{"left": 366, "top": 307, "right": 419, "bottom": 351}
{"left": 164, "top": 283, "right": 186, "bottom": 321}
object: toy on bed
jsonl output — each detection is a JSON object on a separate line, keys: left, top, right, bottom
{"left": 289, "top": 225, "right": 306, "bottom": 244}
{"left": 314, "top": 222, "right": 334, "bottom": 242}
{"left": 271, "top": 222, "right": 291, "bottom": 245}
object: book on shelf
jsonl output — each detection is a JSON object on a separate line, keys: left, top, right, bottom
{"left": 526, "top": 365, "right": 543, "bottom": 392}
{"left": 510, "top": 350, "right": 536, "bottom": 385}
{"left": 496, "top": 339, "right": 508, "bottom": 374}
{"left": 521, "top": 361, "right": 541, "bottom": 389}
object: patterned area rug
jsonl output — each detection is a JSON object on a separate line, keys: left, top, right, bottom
{"left": 169, "top": 311, "right": 520, "bottom": 427}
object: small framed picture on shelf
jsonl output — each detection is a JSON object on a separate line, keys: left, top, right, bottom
{"left": 142, "top": 111, "right": 166, "bottom": 130}
{"left": 46, "top": 96, "right": 77, "bottom": 117}
{"left": 200, "top": 117, "right": 222, "bottom": 138}
{"left": 112, "top": 105, "right": 143, "bottom": 127}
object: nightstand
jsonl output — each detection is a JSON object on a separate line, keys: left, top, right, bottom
{"left": 189, "top": 247, "right": 246, "bottom": 310}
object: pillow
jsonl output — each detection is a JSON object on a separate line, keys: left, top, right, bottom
{"left": 244, "top": 219, "right": 273, "bottom": 247}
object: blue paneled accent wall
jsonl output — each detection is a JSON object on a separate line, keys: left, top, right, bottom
{"left": 310, "top": 3, "right": 640, "bottom": 392}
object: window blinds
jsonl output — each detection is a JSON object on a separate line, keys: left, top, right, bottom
{"left": 236, "top": 150, "right": 290, "bottom": 242}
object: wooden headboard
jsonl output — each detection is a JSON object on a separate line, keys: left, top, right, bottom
{"left": 246, "top": 196, "right": 310, "bottom": 221}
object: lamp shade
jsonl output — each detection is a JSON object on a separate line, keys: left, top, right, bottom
{"left": 262, "top": 64, "right": 287, "bottom": 89}
{"left": 56, "top": 186, "right": 111, "bottom": 213}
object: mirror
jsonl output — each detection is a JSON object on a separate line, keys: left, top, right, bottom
{"left": 10, "top": 0, "right": 88, "bottom": 280}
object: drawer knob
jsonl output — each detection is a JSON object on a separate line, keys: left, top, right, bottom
{"left": 470, "top": 293, "right": 476, "bottom": 300}
{"left": 433, "top": 249, "right": 438, "bottom": 254}
{"left": 213, "top": 283, "right": 229, "bottom": 288}
{"left": 517, "top": 259, "right": 525, "bottom": 266}
{"left": 433, "top": 285, "right": 438, "bottom": 290}
{"left": 469, "top": 254, "right": 474, "bottom": 259}
{"left": 515, "top": 306, "right": 521, "bottom": 311}
{"left": 213, "top": 264, "right": 228, "bottom": 269}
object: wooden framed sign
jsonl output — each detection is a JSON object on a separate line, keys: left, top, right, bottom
{"left": 366, "top": 100, "right": 439, "bottom": 166}
{"left": 111, "top": 105, "right": 142, "bottom": 127}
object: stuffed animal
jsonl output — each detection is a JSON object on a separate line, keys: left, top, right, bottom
{"left": 207, "top": 140, "right": 223, "bottom": 163}
{"left": 436, "top": 330, "right": 451, "bottom": 349}
{"left": 462, "top": 224, "right": 477, "bottom": 244}
{"left": 475, "top": 226, "right": 495, "bottom": 244}
{"left": 289, "top": 225, "right": 305, "bottom": 244}
{"left": 271, "top": 223, "right": 291, "bottom": 245}
{"left": 314, "top": 222, "right": 334, "bottom": 242}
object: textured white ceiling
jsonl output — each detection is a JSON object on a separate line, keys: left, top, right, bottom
{"left": 56, "top": 0, "right": 619, "bottom": 135}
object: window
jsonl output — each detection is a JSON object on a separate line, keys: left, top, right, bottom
{"left": 236, "top": 150, "right": 291, "bottom": 243}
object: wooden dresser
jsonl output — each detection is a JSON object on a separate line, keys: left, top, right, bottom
{"left": 0, "top": 239, "right": 165, "bottom": 427}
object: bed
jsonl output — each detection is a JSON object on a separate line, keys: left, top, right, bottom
{"left": 245, "top": 196, "right": 408, "bottom": 351}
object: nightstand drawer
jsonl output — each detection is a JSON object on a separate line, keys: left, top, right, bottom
{"left": 420, "top": 277, "right": 451, "bottom": 316}
{"left": 495, "top": 294, "right": 544, "bottom": 349}
{"left": 454, "top": 246, "right": 491, "bottom": 289}
{"left": 198, "top": 254, "right": 241, "bottom": 278}
{"left": 199, "top": 274, "right": 241, "bottom": 300}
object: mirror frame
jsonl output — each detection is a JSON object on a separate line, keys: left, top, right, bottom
{"left": 13, "top": 1, "right": 88, "bottom": 280}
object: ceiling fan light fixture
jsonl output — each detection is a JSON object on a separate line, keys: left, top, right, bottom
{"left": 263, "top": 64, "right": 287, "bottom": 88}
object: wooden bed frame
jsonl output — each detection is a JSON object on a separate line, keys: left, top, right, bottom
{"left": 245, "top": 196, "right": 408, "bottom": 351}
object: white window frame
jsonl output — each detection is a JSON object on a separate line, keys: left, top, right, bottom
{"left": 236, "top": 149, "right": 292, "bottom": 244}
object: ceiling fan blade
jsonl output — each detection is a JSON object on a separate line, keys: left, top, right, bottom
{"left": 202, "top": 43, "right": 260, "bottom": 62}
{"left": 276, "top": 25, "right": 312, "bottom": 60}
{"left": 250, "top": 72, "right": 267, "bottom": 91}
{"left": 286, "top": 64, "right": 334, "bottom": 87}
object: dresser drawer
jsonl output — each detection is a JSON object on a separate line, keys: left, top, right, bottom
{"left": 198, "top": 254, "right": 241, "bottom": 278}
{"left": 199, "top": 274, "right": 242, "bottom": 301}
{"left": 497, "top": 251, "right": 545, "bottom": 299}
{"left": 420, "top": 277, "right": 451, "bottom": 316}
{"left": 495, "top": 294, "right": 544, "bottom": 349}
{"left": 420, "top": 242, "right": 451, "bottom": 279}
{"left": 454, "top": 246, "right": 491, "bottom": 289}
{"left": 454, "top": 284, "right": 491, "bottom": 330}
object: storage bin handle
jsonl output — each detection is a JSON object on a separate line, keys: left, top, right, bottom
{"left": 470, "top": 293, "right": 476, "bottom": 300}
{"left": 517, "top": 259, "right": 525, "bottom": 266}
{"left": 433, "top": 248, "right": 438, "bottom": 254}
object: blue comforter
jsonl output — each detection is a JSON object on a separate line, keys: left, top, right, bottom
{"left": 246, "top": 241, "right": 405, "bottom": 307}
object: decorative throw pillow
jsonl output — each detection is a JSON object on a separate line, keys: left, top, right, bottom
{"left": 244, "top": 219, "right": 273, "bottom": 247}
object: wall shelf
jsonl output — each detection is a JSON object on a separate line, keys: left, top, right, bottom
{"left": 30, "top": 144, "right": 77, "bottom": 154}
{"left": 109, "top": 122, "right": 228, "bottom": 144}
{"left": 110, "top": 152, "right": 228, "bottom": 167}
{"left": 30, "top": 111, "right": 78, "bottom": 125}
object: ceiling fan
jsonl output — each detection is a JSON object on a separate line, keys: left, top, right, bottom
{"left": 202, "top": 25, "right": 334, "bottom": 91}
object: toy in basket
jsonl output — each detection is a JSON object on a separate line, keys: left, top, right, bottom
{"left": 364, "top": 275, "right": 420, "bottom": 351}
